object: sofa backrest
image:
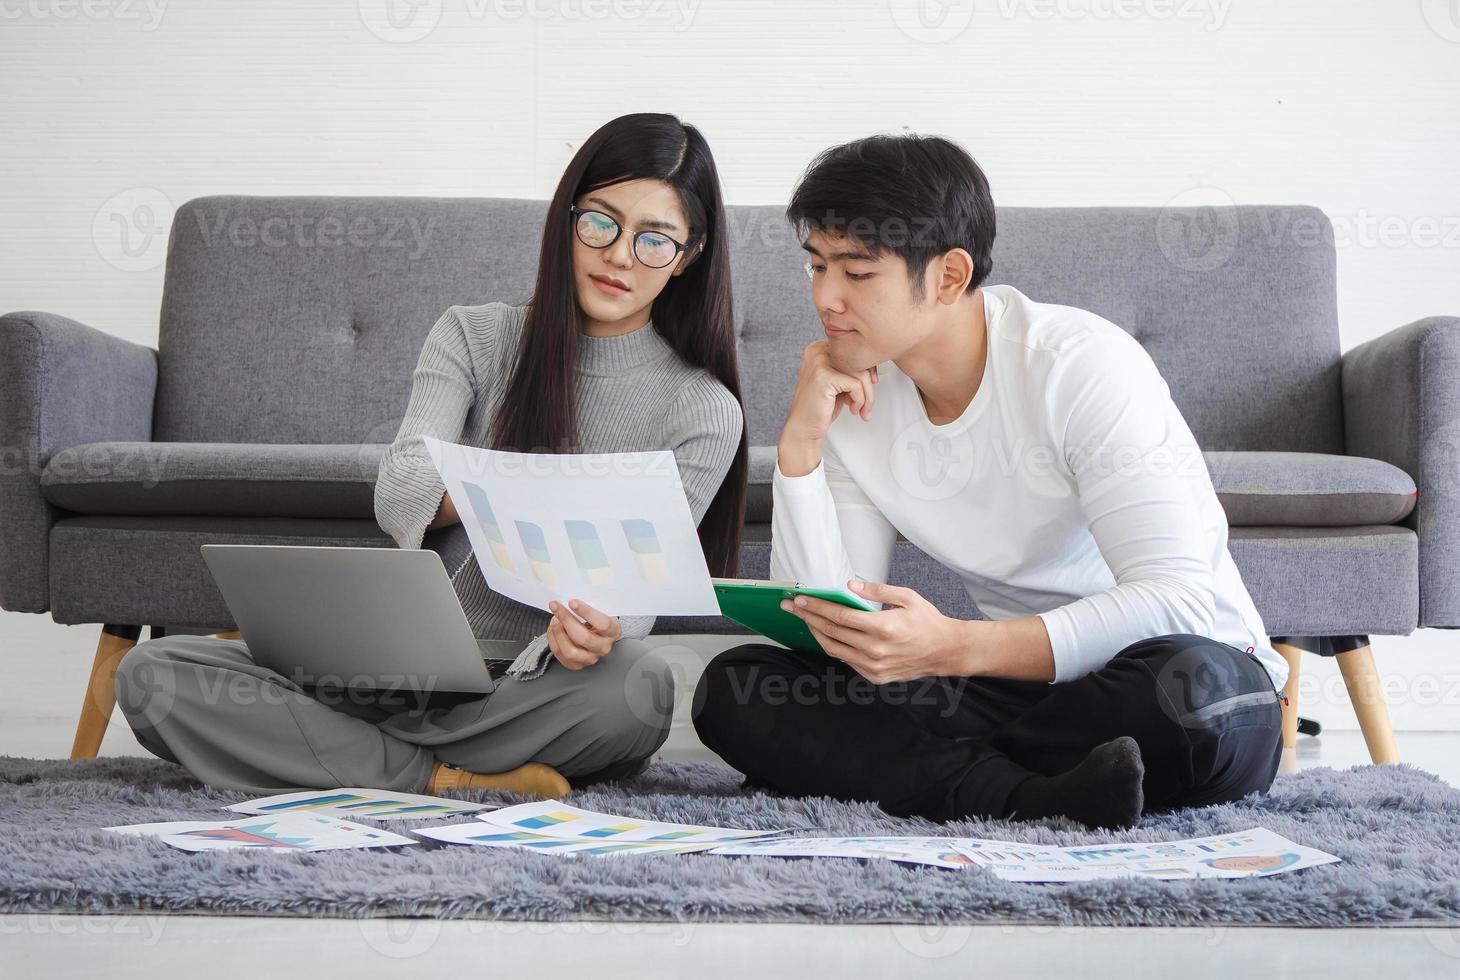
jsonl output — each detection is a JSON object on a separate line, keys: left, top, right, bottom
{"left": 157, "top": 196, "right": 1344, "bottom": 453}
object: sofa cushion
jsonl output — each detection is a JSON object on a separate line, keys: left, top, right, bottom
{"left": 48, "top": 515, "right": 394, "bottom": 627}
{"left": 41, "top": 443, "right": 387, "bottom": 519}
{"left": 746, "top": 446, "right": 1416, "bottom": 527}
{"left": 1204, "top": 451, "right": 1416, "bottom": 525}
{"left": 650, "top": 522, "right": 1419, "bottom": 637}
{"left": 44, "top": 442, "right": 1415, "bottom": 529}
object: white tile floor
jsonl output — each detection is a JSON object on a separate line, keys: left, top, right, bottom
{"left": 5, "top": 626, "right": 1460, "bottom": 978}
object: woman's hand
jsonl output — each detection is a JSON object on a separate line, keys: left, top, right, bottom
{"left": 546, "top": 599, "right": 623, "bottom": 670}
{"left": 426, "top": 489, "right": 461, "bottom": 530}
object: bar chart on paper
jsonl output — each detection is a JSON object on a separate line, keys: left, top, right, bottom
{"left": 472, "top": 801, "right": 788, "bottom": 844}
{"left": 566, "top": 519, "right": 614, "bottom": 584}
{"left": 463, "top": 482, "right": 515, "bottom": 572}
{"left": 621, "top": 518, "right": 670, "bottom": 584}
{"left": 224, "top": 787, "right": 492, "bottom": 820}
{"left": 420, "top": 437, "right": 720, "bottom": 616}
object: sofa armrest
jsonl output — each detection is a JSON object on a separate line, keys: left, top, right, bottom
{"left": 0, "top": 311, "right": 158, "bottom": 613}
{"left": 1341, "top": 315, "right": 1460, "bottom": 628}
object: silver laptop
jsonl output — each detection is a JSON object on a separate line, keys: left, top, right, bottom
{"left": 200, "top": 544, "right": 527, "bottom": 695}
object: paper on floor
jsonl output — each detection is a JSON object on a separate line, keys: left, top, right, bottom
{"left": 472, "top": 800, "right": 790, "bottom": 844}
{"left": 953, "top": 827, "right": 1341, "bottom": 881}
{"left": 709, "top": 836, "right": 983, "bottom": 869}
{"left": 223, "top": 787, "right": 495, "bottom": 820}
{"left": 709, "top": 828, "right": 1340, "bottom": 879}
{"left": 104, "top": 812, "right": 420, "bottom": 852}
{"left": 413, "top": 823, "right": 725, "bottom": 856}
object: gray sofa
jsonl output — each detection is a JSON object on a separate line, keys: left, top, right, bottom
{"left": 3, "top": 196, "right": 1456, "bottom": 761}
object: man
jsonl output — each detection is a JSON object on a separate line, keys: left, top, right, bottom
{"left": 691, "top": 134, "right": 1287, "bottom": 830}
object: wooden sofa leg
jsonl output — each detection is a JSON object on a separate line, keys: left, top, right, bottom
{"left": 70, "top": 624, "right": 143, "bottom": 760}
{"left": 1335, "top": 643, "right": 1401, "bottom": 765}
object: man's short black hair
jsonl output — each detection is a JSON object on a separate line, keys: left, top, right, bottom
{"left": 786, "top": 133, "right": 995, "bottom": 300}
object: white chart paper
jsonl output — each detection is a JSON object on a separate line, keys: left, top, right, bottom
{"left": 413, "top": 822, "right": 724, "bottom": 857}
{"left": 710, "top": 829, "right": 1339, "bottom": 880}
{"left": 709, "top": 836, "right": 982, "bottom": 869}
{"left": 104, "top": 812, "right": 420, "bottom": 853}
{"left": 422, "top": 437, "right": 720, "bottom": 616}
{"left": 473, "top": 800, "right": 788, "bottom": 844}
{"left": 223, "top": 787, "right": 495, "bottom": 820}
{"left": 952, "top": 827, "right": 1340, "bottom": 881}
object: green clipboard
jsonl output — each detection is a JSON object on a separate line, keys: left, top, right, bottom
{"left": 711, "top": 577, "right": 878, "bottom": 653}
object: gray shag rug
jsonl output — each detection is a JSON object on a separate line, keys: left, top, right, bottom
{"left": 3, "top": 755, "right": 1459, "bottom": 927}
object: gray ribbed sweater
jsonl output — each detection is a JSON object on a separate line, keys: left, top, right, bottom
{"left": 374, "top": 301, "right": 743, "bottom": 655}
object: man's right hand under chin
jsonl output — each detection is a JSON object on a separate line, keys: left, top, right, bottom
{"left": 776, "top": 340, "right": 879, "bottom": 477}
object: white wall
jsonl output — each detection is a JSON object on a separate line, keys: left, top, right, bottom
{"left": 2, "top": 0, "right": 1458, "bottom": 732}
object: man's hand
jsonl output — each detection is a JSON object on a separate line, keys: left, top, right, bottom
{"left": 781, "top": 580, "right": 974, "bottom": 683}
{"left": 546, "top": 599, "right": 623, "bottom": 670}
{"left": 777, "top": 341, "right": 879, "bottom": 477}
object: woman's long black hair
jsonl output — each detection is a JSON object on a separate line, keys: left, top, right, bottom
{"left": 490, "top": 112, "right": 747, "bottom": 578}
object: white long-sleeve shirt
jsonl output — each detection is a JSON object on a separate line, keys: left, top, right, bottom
{"left": 770, "top": 284, "right": 1288, "bottom": 690}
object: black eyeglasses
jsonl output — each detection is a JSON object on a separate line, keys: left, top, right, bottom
{"left": 569, "top": 205, "right": 698, "bottom": 270}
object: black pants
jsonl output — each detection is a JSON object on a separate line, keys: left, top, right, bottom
{"left": 691, "top": 633, "right": 1284, "bottom": 822}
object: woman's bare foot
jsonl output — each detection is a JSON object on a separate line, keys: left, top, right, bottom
{"left": 426, "top": 760, "right": 571, "bottom": 799}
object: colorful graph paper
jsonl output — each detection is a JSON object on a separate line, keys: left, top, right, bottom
{"left": 620, "top": 518, "right": 670, "bottom": 584}
{"left": 464, "top": 482, "right": 515, "bottom": 571}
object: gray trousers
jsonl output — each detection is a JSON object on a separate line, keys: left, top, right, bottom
{"left": 113, "top": 634, "right": 677, "bottom": 796}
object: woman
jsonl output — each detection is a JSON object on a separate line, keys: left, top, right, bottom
{"left": 113, "top": 113, "right": 748, "bottom": 799}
